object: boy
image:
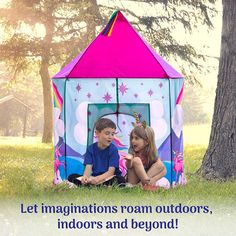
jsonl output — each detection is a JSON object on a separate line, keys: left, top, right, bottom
{"left": 68, "top": 118, "right": 125, "bottom": 186}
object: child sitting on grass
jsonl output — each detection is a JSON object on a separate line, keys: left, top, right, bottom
{"left": 68, "top": 118, "right": 125, "bottom": 186}
{"left": 125, "top": 118, "right": 166, "bottom": 190}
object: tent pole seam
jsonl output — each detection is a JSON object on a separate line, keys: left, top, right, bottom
{"left": 168, "top": 79, "right": 173, "bottom": 187}
{"left": 116, "top": 78, "right": 121, "bottom": 131}
{"left": 64, "top": 78, "right": 68, "bottom": 179}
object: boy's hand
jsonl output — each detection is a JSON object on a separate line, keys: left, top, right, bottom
{"left": 81, "top": 176, "right": 89, "bottom": 185}
{"left": 88, "top": 176, "right": 100, "bottom": 185}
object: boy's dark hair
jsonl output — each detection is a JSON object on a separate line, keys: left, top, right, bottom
{"left": 95, "top": 118, "right": 116, "bottom": 132}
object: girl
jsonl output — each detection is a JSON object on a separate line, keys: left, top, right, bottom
{"left": 125, "top": 125, "right": 166, "bottom": 188}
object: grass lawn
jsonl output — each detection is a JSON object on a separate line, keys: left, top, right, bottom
{"left": 0, "top": 124, "right": 236, "bottom": 205}
{"left": 1, "top": 125, "right": 236, "bottom": 236}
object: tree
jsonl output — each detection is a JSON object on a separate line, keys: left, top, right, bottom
{"left": 0, "top": 67, "right": 43, "bottom": 136}
{"left": 182, "top": 86, "right": 210, "bottom": 124}
{"left": 0, "top": 0, "right": 104, "bottom": 142}
{"left": 199, "top": 0, "right": 236, "bottom": 180}
{"left": 0, "top": 0, "right": 217, "bottom": 142}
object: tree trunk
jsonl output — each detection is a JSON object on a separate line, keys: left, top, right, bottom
{"left": 199, "top": 0, "right": 236, "bottom": 180}
{"left": 4, "top": 125, "right": 10, "bottom": 136}
{"left": 85, "top": 0, "right": 99, "bottom": 42}
{"left": 22, "top": 107, "right": 28, "bottom": 138}
{"left": 40, "top": 6, "right": 54, "bottom": 143}
{"left": 40, "top": 56, "right": 52, "bottom": 143}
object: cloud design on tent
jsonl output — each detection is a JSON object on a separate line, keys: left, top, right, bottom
{"left": 172, "top": 104, "right": 183, "bottom": 138}
{"left": 150, "top": 100, "right": 167, "bottom": 140}
{"left": 53, "top": 107, "right": 65, "bottom": 146}
{"left": 74, "top": 101, "right": 90, "bottom": 145}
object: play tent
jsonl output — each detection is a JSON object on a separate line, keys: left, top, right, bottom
{"left": 52, "top": 11, "right": 185, "bottom": 187}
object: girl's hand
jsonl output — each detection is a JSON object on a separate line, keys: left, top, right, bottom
{"left": 149, "top": 178, "right": 156, "bottom": 186}
{"left": 125, "top": 154, "right": 133, "bottom": 169}
{"left": 124, "top": 154, "right": 133, "bottom": 160}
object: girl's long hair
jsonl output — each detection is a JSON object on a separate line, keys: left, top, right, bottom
{"left": 129, "top": 126, "right": 157, "bottom": 166}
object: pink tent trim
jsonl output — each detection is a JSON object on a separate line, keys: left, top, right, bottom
{"left": 53, "top": 11, "right": 182, "bottom": 79}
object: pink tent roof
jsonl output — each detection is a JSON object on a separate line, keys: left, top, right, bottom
{"left": 53, "top": 11, "right": 182, "bottom": 79}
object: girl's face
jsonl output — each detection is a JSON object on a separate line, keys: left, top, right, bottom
{"left": 131, "top": 132, "right": 148, "bottom": 153}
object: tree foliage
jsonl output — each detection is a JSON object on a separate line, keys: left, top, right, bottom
{"left": 182, "top": 86, "right": 210, "bottom": 124}
{"left": 0, "top": 64, "right": 43, "bottom": 136}
{"left": 0, "top": 0, "right": 218, "bottom": 142}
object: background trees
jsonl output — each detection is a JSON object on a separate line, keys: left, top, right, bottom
{"left": 0, "top": 0, "right": 217, "bottom": 142}
{"left": 0, "top": 0, "right": 103, "bottom": 142}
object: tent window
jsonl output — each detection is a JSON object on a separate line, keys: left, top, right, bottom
{"left": 87, "top": 103, "right": 150, "bottom": 146}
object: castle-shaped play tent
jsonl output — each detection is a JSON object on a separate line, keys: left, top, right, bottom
{"left": 52, "top": 11, "right": 185, "bottom": 187}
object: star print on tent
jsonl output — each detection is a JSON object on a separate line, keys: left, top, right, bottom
{"left": 103, "top": 92, "right": 112, "bottom": 103}
{"left": 119, "top": 82, "right": 128, "bottom": 95}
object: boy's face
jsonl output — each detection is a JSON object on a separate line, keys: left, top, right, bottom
{"left": 96, "top": 127, "right": 116, "bottom": 149}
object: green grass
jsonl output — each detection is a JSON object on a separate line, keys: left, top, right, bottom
{"left": 0, "top": 126, "right": 236, "bottom": 205}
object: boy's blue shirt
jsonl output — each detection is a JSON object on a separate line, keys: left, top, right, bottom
{"left": 84, "top": 142, "right": 121, "bottom": 177}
